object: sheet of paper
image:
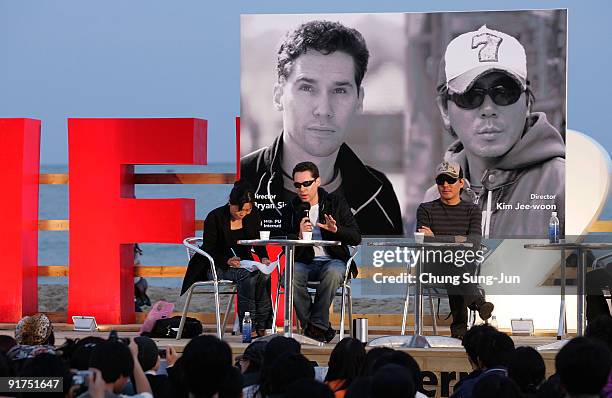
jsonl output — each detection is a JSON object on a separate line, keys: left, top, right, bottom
{"left": 240, "top": 259, "right": 279, "bottom": 275}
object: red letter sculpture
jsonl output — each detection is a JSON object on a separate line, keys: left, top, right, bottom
{"left": 68, "top": 118, "right": 206, "bottom": 324}
{"left": 0, "top": 118, "right": 41, "bottom": 322}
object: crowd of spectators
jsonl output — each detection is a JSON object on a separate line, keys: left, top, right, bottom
{"left": 2, "top": 313, "right": 612, "bottom": 397}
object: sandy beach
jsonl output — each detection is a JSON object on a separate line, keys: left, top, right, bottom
{"left": 38, "top": 285, "right": 450, "bottom": 314}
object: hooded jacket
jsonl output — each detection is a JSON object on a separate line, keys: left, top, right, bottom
{"left": 240, "top": 134, "right": 403, "bottom": 236}
{"left": 424, "top": 112, "right": 565, "bottom": 239}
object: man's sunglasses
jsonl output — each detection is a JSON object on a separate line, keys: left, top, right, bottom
{"left": 435, "top": 175, "right": 460, "bottom": 186}
{"left": 293, "top": 179, "right": 316, "bottom": 189}
{"left": 447, "top": 80, "right": 525, "bottom": 110}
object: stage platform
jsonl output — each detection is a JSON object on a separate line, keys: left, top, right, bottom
{"left": 0, "top": 323, "right": 563, "bottom": 397}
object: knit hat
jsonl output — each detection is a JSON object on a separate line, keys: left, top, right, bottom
{"left": 15, "top": 314, "right": 53, "bottom": 346}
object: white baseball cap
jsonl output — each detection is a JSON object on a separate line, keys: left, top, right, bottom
{"left": 444, "top": 25, "right": 527, "bottom": 94}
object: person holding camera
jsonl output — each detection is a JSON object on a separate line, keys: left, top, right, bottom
{"left": 81, "top": 339, "right": 152, "bottom": 398}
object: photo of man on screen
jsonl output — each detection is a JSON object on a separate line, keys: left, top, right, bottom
{"left": 240, "top": 20, "right": 403, "bottom": 236}
{"left": 424, "top": 25, "right": 565, "bottom": 238}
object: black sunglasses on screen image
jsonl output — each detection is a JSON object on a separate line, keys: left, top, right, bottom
{"left": 447, "top": 80, "right": 525, "bottom": 110}
{"left": 293, "top": 179, "right": 316, "bottom": 189}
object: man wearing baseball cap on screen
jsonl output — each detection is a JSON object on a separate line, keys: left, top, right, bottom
{"left": 425, "top": 25, "right": 565, "bottom": 239}
{"left": 417, "top": 160, "right": 493, "bottom": 339}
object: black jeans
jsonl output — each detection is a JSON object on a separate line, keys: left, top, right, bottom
{"left": 214, "top": 267, "right": 272, "bottom": 330}
{"left": 440, "top": 263, "right": 484, "bottom": 336}
{"left": 293, "top": 259, "right": 346, "bottom": 331}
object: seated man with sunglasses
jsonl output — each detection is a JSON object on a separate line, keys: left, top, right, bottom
{"left": 281, "top": 161, "right": 361, "bottom": 343}
{"left": 417, "top": 161, "right": 493, "bottom": 339}
{"left": 425, "top": 25, "right": 565, "bottom": 239}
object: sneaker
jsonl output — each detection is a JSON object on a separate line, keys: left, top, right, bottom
{"left": 478, "top": 302, "right": 494, "bottom": 321}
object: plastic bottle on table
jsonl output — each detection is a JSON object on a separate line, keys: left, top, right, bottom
{"left": 549, "top": 211, "right": 560, "bottom": 243}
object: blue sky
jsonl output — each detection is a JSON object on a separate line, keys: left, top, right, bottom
{"left": 0, "top": 0, "right": 610, "bottom": 164}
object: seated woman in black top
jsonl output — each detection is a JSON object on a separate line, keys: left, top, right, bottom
{"left": 181, "top": 181, "right": 272, "bottom": 336}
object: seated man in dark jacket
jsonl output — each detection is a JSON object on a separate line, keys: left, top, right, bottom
{"left": 282, "top": 161, "right": 361, "bottom": 343}
{"left": 417, "top": 161, "right": 493, "bottom": 339}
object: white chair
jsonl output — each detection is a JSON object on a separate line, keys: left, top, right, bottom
{"left": 177, "top": 237, "right": 237, "bottom": 339}
{"left": 272, "top": 246, "right": 359, "bottom": 340}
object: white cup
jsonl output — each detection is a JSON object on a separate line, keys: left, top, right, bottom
{"left": 259, "top": 231, "right": 270, "bottom": 240}
{"left": 302, "top": 231, "right": 313, "bottom": 241}
{"left": 414, "top": 232, "right": 425, "bottom": 244}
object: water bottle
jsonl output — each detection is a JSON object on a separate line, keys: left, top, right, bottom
{"left": 489, "top": 315, "right": 498, "bottom": 329}
{"left": 548, "top": 211, "right": 560, "bottom": 243}
{"left": 242, "top": 312, "right": 252, "bottom": 343}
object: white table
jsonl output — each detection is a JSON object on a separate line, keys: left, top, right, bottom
{"left": 239, "top": 238, "right": 340, "bottom": 346}
{"left": 525, "top": 242, "right": 612, "bottom": 338}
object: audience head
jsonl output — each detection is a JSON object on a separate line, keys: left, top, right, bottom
{"left": 345, "top": 376, "right": 373, "bottom": 398}
{"left": 555, "top": 336, "right": 611, "bottom": 396}
{"left": 364, "top": 346, "right": 393, "bottom": 375}
{"left": 324, "top": 337, "right": 366, "bottom": 390}
{"left": 286, "top": 378, "right": 334, "bottom": 398}
{"left": 15, "top": 314, "right": 55, "bottom": 346}
{"left": 462, "top": 323, "right": 497, "bottom": 369}
{"left": 508, "top": 346, "right": 545, "bottom": 394}
{"left": 371, "top": 363, "right": 415, "bottom": 398}
{"left": 240, "top": 340, "right": 267, "bottom": 374}
{"left": 476, "top": 330, "right": 515, "bottom": 369}
{"left": 0, "top": 335, "right": 17, "bottom": 354}
{"left": 263, "top": 336, "right": 301, "bottom": 367}
{"left": 585, "top": 314, "right": 612, "bottom": 351}
{"left": 134, "top": 336, "right": 160, "bottom": 372}
{"left": 536, "top": 374, "right": 564, "bottom": 398}
{"left": 69, "top": 336, "right": 105, "bottom": 371}
{"left": 217, "top": 366, "right": 243, "bottom": 398}
{"left": 261, "top": 352, "right": 315, "bottom": 397}
{"left": 89, "top": 340, "right": 133, "bottom": 392}
{"left": 0, "top": 351, "right": 13, "bottom": 377}
{"left": 473, "top": 373, "right": 522, "bottom": 398}
{"left": 180, "top": 335, "right": 234, "bottom": 398}
{"left": 371, "top": 350, "right": 423, "bottom": 393}
{"left": 19, "top": 353, "right": 73, "bottom": 398}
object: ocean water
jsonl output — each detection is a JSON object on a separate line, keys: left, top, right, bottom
{"left": 38, "top": 163, "right": 612, "bottom": 296}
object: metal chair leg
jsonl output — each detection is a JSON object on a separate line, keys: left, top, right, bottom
{"left": 213, "top": 282, "right": 222, "bottom": 339}
{"left": 220, "top": 289, "right": 235, "bottom": 338}
{"left": 347, "top": 285, "right": 353, "bottom": 338}
{"left": 401, "top": 283, "right": 410, "bottom": 336}
{"left": 429, "top": 290, "right": 438, "bottom": 335}
{"left": 272, "top": 278, "right": 283, "bottom": 330}
{"left": 340, "top": 284, "right": 347, "bottom": 340}
{"left": 177, "top": 284, "right": 196, "bottom": 340}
